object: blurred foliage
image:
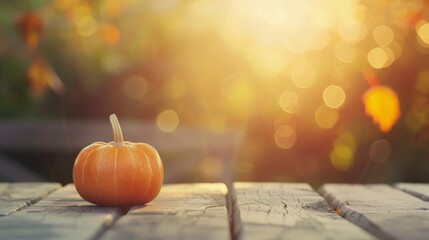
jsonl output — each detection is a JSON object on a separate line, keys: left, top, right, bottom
{"left": 2, "top": 0, "right": 429, "bottom": 184}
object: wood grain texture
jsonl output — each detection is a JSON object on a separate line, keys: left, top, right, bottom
{"left": 395, "top": 183, "right": 429, "bottom": 202}
{"left": 235, "top": 182, "right": 375, "bottom": 240}
{"left": 0, "top": 184, "right": 123, "bottom": 240}
{"left": 320, "top": 184, "right": 429, "bottom": 240}
{"left": 101, "top": 183, "right": 229, "bottom": 240}
{"left": 0, "top": 182, "right": 60, "bottom": 216}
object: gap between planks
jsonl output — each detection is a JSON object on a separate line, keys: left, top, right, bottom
{"left": 226, "top": 181, "right": 241, "bottom": 240}
{"left": 0, "top": 183, "right": 61, "bottom": 216}
{"left": 0, "top": 184, "right": 128, "bottom": 240}
{"left": 0, "top": 183, "right": 232, "bottom": 240}
{"left": 98, "top": 182, "right": 429, "bottom": 240}
{"left": 319, "top": 183, "right": 429, "bottom": 240}
{"left": 0, "top": 183, "right": 378, "bottom": 240}
{"left": 227, "top": 182, "right": 429, "bottom": 240}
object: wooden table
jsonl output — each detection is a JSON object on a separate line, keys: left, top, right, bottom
{"left": 0, "top": 182, "right": 428, "bottom": 239}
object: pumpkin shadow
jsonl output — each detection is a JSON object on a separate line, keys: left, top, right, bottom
{"left": 61, "top": 204, "right": 130, "bottom": 214}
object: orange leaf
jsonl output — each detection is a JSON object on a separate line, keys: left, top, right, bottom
{"left": 16, "top": 12, "right": 43, "bottom": 50}
{"left": 100, "top": 24, "right": 121, "bottom": 45}
{"left": 362, "top": 85, "right": 401, "bottom": 133}
{"left": 27, "top": 56, "right": 64, "bottom": 97}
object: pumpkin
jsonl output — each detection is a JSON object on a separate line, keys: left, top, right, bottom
{"left": 73, "top": 114, "right": 164, "bottom": 206}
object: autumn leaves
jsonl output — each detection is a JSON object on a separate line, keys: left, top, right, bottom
{"left": 16, "top": 12, "right": 43, "bottom": 50}
{"left": 14, "top": 7, "right": 402, "bottom": 134}
{"left": 362, "top": 69, "right": 401, "bottom": 133}
{"left": 17, "top": 12, "right": 63, "bottom": 97}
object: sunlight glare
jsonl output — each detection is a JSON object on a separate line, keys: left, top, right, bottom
{"left": 77, "top": 16, "right": 98, "bottom": 37}
{"left": 315, "top": 105, "right": 339, "bottom": 129}
{"left": 156, "top": 110, "right": 179, "bottom": 132}
{"left": 373, "top": 25, "right": 394, "bottom": 47}
{"left": 323, "top": 85, "right": 346, "bottom": 109}
{"left": 330, "top": 133, "right": 356, "bottom": 171}
{"left": 279, "top": 90, "right": 299, "bottom": 113}
{"left": 335, "top": 41, "right": 357, "bottom": 63}
{"left": 367, "top": 47, "right": 394, "bottom": 69}
{"left": 291, "top": 61, "right": 316, "bottom": 89}
{"left": 338, "top": 20, "right": 366, "bottom": 43}
{"left": 417, "top": 21, "right": 429, "bottom": 45}
{"left": 274, "top": 125, "right": 297, "bottom": 149}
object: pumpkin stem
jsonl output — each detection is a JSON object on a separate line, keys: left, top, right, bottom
{"left": 109, "top": 114, "right": 124, "bottom": 146}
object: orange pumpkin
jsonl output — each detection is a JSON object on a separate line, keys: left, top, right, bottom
{"left": 73, "top": 114, "right": 164, "bottom": 206}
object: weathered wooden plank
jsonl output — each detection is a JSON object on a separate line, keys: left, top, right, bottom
{"left": 0, "top": 183, "right": 60, "bottom": 216}
{"left": 0, "top": 184, "right": 123, "bottom": 239}
{"left": 395, "top": 183, "right": 429, "bottom": 202}
{"left": 320, "top": 184, "right": 429, "bottom": 240}
{"left": 235, "top": 182, "right": 375, "bottom": 240}
{"left": 101, "top": 183, "right": 229, "bottom": 240}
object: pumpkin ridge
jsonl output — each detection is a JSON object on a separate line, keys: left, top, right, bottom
{"left": 96, "top": 145, "right": 109, "bottom": 203}
{"left": 139, "top": 145, "right": 152, "bottom": 202}
{"left": 142, "top": 143, "right": 162, "bottom": 202}
{"left": 126, "top": 146, "right": 136, "bottom": 202}
{"left": 80, "top": 144, "right": 102, "bottom": 188}
{"left": 151, "top": 145, "right": 163, "bottom": 201}
{"left": 113, "top": 147, "right": 118, "bottom": 202}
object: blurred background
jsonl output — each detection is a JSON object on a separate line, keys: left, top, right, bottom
{"left": 1, "top": 0, "right": 429, "bottom": 186}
